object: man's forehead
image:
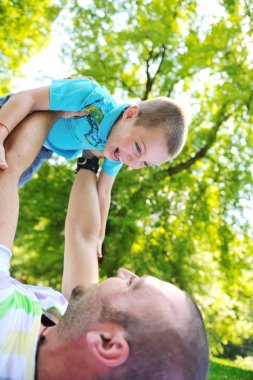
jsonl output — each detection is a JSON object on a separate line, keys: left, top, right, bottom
{"left": 143, "top": 276, "right": 190, "bottom": 323}
{"left": 144, "top": 275, "right": 183, "bottom": 297}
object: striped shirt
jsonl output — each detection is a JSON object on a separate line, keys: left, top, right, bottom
{"left": 0, "top": 244, "right": 67, "bottom": 380}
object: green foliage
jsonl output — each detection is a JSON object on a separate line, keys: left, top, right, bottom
{"left": 0, "top": 0, "right": 62, "bottom": 93}
{"left": 6, "top": 0, "right": 253, "bottom": 359}
{"left": 62, "top": 0, "right": 253, "bottom": 355}
{"left": 208, "top": 358, "right": 253, "bottom": 379}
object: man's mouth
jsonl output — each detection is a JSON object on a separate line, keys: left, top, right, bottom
{"left": 113, "top": 148, "right": 122, "bottom": 162}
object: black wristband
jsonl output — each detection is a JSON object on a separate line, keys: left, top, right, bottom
{"left": 75, "top": 156, "right": 99, "bottom": 174}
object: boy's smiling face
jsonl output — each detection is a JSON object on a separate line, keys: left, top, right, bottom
{"left": 104, "top": 106, "right": 169, "bottom": 169}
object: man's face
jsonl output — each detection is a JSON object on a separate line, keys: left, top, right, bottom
{"left": 61, "top": 270, "right": 192, "bottom": 380}
{"left": 79, "top": 268, "right": 188, "bottom": 326}
{"left": 103, "top": 269, "right": 187, "bottom": 318}
{"left": 103, "top": 107, "right": 169, "bottom": 169}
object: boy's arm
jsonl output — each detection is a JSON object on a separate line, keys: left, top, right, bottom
{"left": 0, "top": 87, "right": 50, "bottom": 170}
{"left": 0, "top": 87, "right": 50, "bottom": 136}
{"left": 0, "top": 111, "right": 72, "bottom": 250}
{"left": 0, "top": 83, "right": 90, "bottom": 137}
{"left": 62, "top": 169, "right": 101, "bottom": 300}
{"left": 97, "top": 170, "right": 116, "bottom": 257}
{"left": 0, "top": 86, "right": 87, "bottom": 169}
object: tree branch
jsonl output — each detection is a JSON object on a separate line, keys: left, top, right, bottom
{"left": 165, "top": 107, "right": 234, "bottom": 177}
{"left": 121, "top": 80, "right": 138, "bottom": 97}
{"left": 152, "top": 45, "right": 166, "bottom": 80}
{"left": 245, "top": 91, "right": 253, "bottom": 114}
{"left": 142, "top": 45, "right": 166, "bottom": 100}
{"left": 143, "top": 47, "right": 154, "bottom": 100}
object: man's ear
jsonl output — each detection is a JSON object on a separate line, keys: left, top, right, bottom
{"left": 86, "top": 324, "right": 129, "bottom": 368}
{"left": 123, "top": 105, "right": 140, "bottom": 120}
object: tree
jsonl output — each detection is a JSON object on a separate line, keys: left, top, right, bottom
{"left": 0, "top": 0, "right": 62, "bottom": 93}
{"left": 66, "top": 0, "right": 253, "bottom": 355}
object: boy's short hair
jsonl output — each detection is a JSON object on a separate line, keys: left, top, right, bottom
{"left": 136, "top": 97, "right": 188, "bottom": 160}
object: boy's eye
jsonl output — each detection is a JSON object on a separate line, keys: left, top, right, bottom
{"left": 135, "top": 142, "right": 141, "bottom": 153}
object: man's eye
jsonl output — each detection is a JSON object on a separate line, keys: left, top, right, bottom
{"left": 135, "top": 142, "right": 141, "bottom": 153}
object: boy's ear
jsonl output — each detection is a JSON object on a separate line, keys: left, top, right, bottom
{"left": 86, "top": 324, "right": 129, "bottom": 368}
{"left": 123, "top": 105, "right": 140, "bottom": 120}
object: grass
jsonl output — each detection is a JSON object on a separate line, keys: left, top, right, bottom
{"left": 208, "top": 358, "right": 253, "bottom": 380}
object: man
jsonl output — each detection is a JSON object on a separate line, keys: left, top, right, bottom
{"left": 0, "top": 112, "right": 209, "bottom": 380}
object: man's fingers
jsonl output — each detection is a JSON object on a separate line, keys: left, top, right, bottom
{"left": 76, "top": 110, "right": 89, "bottom": 116}
{"left": 61, "top": 110, "right": 89, "bottom": 119}
{"left": 65, "top": 75, "right": 95, "bottom": 81}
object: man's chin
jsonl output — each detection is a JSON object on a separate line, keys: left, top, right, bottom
{"left": 70, "top": 284, "right": 98, "bottom": 300}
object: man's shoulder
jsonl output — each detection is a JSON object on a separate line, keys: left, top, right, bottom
{"left": 0, "top": 244, "right": 12, "bottom": 277}
{"left": 28, "top": 284, "right": 68, "bottom": 317}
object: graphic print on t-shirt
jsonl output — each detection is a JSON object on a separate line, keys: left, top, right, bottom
{"left": 83, "top": 104, "right": 104, "bottom": 146}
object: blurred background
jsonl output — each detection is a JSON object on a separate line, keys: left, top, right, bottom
{"left": 1, "top": 0, "right": 253, "bottom": 375}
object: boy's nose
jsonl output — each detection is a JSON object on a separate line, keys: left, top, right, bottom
{"left": 125, "top": 154, "right": 140, "bottom": 169}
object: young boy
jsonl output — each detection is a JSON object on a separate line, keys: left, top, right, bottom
{"left": 0, "top": 77, "right": 188, "bottom": 255}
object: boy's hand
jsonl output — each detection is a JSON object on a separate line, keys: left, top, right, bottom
{"left": 97, "top": 235, "right": 104, "bottom": 258}
{"left": 0, "top": 144, "right": 8, "bottom": 170}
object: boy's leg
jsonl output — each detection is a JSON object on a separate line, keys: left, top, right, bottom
{"left": 19, "top": 146, "right": 53, "bottom": 188}
{"left": 0, "top": 112, "right": 56, "bottom": 250}
{"left": 0, "top": 95, "right": 13, "bottom": 107}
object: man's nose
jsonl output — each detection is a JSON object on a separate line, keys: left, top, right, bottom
{"left": 117, "top": 268, "right": 138, "bottom": 281}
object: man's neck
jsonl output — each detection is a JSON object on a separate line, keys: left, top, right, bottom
{"left": 36, "top": 325, "right": 95, "bottom": 380}
{"left": 35, "top": 324, "right": 52, "bottom": 380}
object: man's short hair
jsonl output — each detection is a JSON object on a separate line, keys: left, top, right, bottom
{"left": 96, "top": 293, "right": 209, "bottom": 380}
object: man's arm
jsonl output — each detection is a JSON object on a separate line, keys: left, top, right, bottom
{"left": 62, "top": 169, "right": 101, "bottom": 300}
{"left": 0, "top": 110, "right": 89, "bottom": 249}
{"left": 96, "top": 170, "right": 116, "bottom": 257}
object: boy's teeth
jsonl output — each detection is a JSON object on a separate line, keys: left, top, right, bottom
{"left": 114, "top": 148, "right": 122, "bottom": 162}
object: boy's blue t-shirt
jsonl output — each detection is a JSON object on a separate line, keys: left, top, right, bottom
{"left": 45, "top": 78, "right": 131, "bottom": 176}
